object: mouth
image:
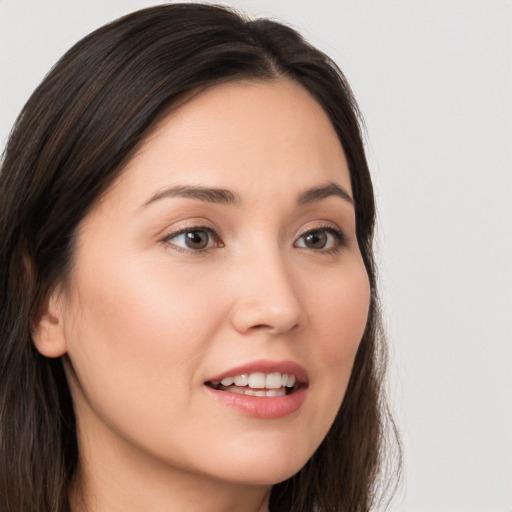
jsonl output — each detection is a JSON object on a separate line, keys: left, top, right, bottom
{"left": 204, "top": 360, "right": 308, "bottom": 397}
{"left": 205, "top": 371, "right": 300, "bottom": 397}
{"left": 204, "top": 361, "right": 308, "bottom": 418}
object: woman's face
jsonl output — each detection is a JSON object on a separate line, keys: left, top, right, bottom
{"left": 51, "top": 79, "right": 370, "bottom": 487}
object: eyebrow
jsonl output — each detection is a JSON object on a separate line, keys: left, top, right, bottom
{"left": 142, "top": 185, "right": 241, "bottom": 208}
{"left": 298, "top": 182, "right": 354, "bottom": 206}
{"left": 141, "top": 181, "right": 353, "bottom": 210}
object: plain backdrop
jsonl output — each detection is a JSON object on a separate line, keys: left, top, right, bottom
{"left": 1, "top": 1, "right": 510, "bottom": 511}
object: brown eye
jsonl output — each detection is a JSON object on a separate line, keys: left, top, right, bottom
{"left": 184, "top": 230, "right": 210, "bottom": 249}
{"left": 166, "top": 228, "right": 216, "bottom": 251}
{"left": 295, "top": 228, "right": 344, "bottom": 252}
{"left": 303, "top": 231, "right": 328, "bottom": 249}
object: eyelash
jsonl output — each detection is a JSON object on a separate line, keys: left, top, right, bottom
{"left": 295, "top": 225, "right": 348, "bottom": 254}
{"left": 161, "top": 225, "right": 221, "bottom": 254}
{"left": 161, "top": 224, "right": 348, "bottom": 254}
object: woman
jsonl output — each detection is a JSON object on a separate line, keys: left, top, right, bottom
{"left": 0, "top": 4, "right": 399, "bottom": 511}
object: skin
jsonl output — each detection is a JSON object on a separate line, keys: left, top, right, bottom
{"left": 34, "top": 78, "right": 370, "bottom": 512}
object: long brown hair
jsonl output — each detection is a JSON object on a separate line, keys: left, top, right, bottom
{"left": 0, "top": 4, "right": 400, "bottom": 511}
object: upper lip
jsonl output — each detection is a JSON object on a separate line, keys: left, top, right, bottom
{"left": 204, "top": 359, "right": 309, "bottom": 386}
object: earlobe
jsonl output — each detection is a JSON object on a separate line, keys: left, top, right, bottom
{"left": 32, "top": 288, "right": 68, "bottom": 358}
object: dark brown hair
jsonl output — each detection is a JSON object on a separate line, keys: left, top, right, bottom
{"left": 0, "top": 4, "right": 400, "bottom": 511}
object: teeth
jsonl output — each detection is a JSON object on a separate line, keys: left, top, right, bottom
{"left": 234, "top": 374, "right": 249, "bottom": 386}
{"left": 265, "top": 388, "right": 286, "bottom": 397}
{"left": 226, "top": 387, "right": 287, "bottom": 397}
{"left": 216, "top": 371, "right": 297, "bottom": 390}
{"left": 286, "top": 374, "right": 296, "bottom": 387}
{"left": 266, "top": 372, "right": 283, "bottom": 389}
{"left": 220, "top": 376, "right": 234, "bottom": 386}
{"left": 248, "top": 372, "right": 266, "bottom": 389}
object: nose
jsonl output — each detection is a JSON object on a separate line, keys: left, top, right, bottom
{"left": 228, "top": 250, "right": 308, "bottom": 336}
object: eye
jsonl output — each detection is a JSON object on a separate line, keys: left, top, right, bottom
{"left": 294, "top": 227, "right": 345, "bottom": 252}
{"left": 163, "top": 227, "right": 221, "bottom": 252}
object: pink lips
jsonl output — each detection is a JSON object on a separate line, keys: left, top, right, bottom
{"left": 204, "top": 359, "right": 309, "bottom": 419}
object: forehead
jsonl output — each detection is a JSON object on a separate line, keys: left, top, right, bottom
{"left": 105, "top": 78, "right": 351, "bottom": 208}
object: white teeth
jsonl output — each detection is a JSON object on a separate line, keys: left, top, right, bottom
{"left": 225, "top": 387, "right": 287, "bottom": 397}
{"left": 286, "top": 374, "right": 296, "bottom": 387}
{"left": 265, "top": 388, "right": 286, "bottom": 397}
{"left": 234, "top": 374, "right": 249, "bottom": 386}
{"left": 248, "top": 372, "right": 266, "bottom": 389}
{"left": 216, "top": 371, "right": 298, "bottom": 390}
{"left": 266, "top": 372, "right": 283, "bottom": 389}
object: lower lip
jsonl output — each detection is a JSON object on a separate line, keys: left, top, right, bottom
{"left": 204, "top": 386, "right": 307, "bottom": 419}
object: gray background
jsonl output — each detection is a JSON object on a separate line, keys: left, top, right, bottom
{"left": 1, "top": 1, "right": 511, "bottom": 511}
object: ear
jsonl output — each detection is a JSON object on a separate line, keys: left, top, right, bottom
{"left": 32, "top": 286, "right": 68, "bottom": 358}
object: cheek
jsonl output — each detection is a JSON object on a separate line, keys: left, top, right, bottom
{"left": 63, "top": 257, "right": 221, "bottom": 414}
{"left": 306, "top": 260, "right": 370, "bottom": 414}
{"left": 311, "top": 258, "right": 370, "bottom": 353}
{"left": 74, "top": 255, "right": 217, "bottom": 342}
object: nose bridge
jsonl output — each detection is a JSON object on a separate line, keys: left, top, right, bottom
{"left": 229, "top": 243, "right": 307, "bottom": 335}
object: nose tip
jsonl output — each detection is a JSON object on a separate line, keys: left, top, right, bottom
{"left": 231, "top": 299, "right": 308, "bottom": 335}
{"left": 229, "top": 264, "right": 308, "bottom": 336}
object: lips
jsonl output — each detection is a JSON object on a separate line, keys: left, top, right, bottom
{"left": 204, "top": 360, "right": 308, "bottom": 419}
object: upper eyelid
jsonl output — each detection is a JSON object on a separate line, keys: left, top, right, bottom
{"left": 296, "top": 222, "right": 345, "bottom": 237}
{"left": 161, "top": 225, "right": 220, "bottom": 241}
{"left": 297, "top": 226, "right": 345, "bottom": 239}
{"left": 163, "top": 223, "right": 342, "bottom": 238}
{"left": 160, "top": 222, "right": 347, "bottom": 248}
{"left": 295, "top": 225, "right": 349, "bottom": 249}
{"left": 165, "top": 225, "right": 217, "bottom": 237}
{"left": 162, "top": 223, "right": 219, "bottom": 239}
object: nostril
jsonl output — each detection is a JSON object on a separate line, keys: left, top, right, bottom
{"left": 230, "top": 298, "right": 307, "bottom": 336}
{"left": 251, "top": 324, "right": 270, "bottom": 330}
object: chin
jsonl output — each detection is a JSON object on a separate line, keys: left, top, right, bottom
{"left": 198, "top": 441, "right": 312, "bottom": 487}
{"left": 217, "top": 464, "right": 302, "bottom": 487}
